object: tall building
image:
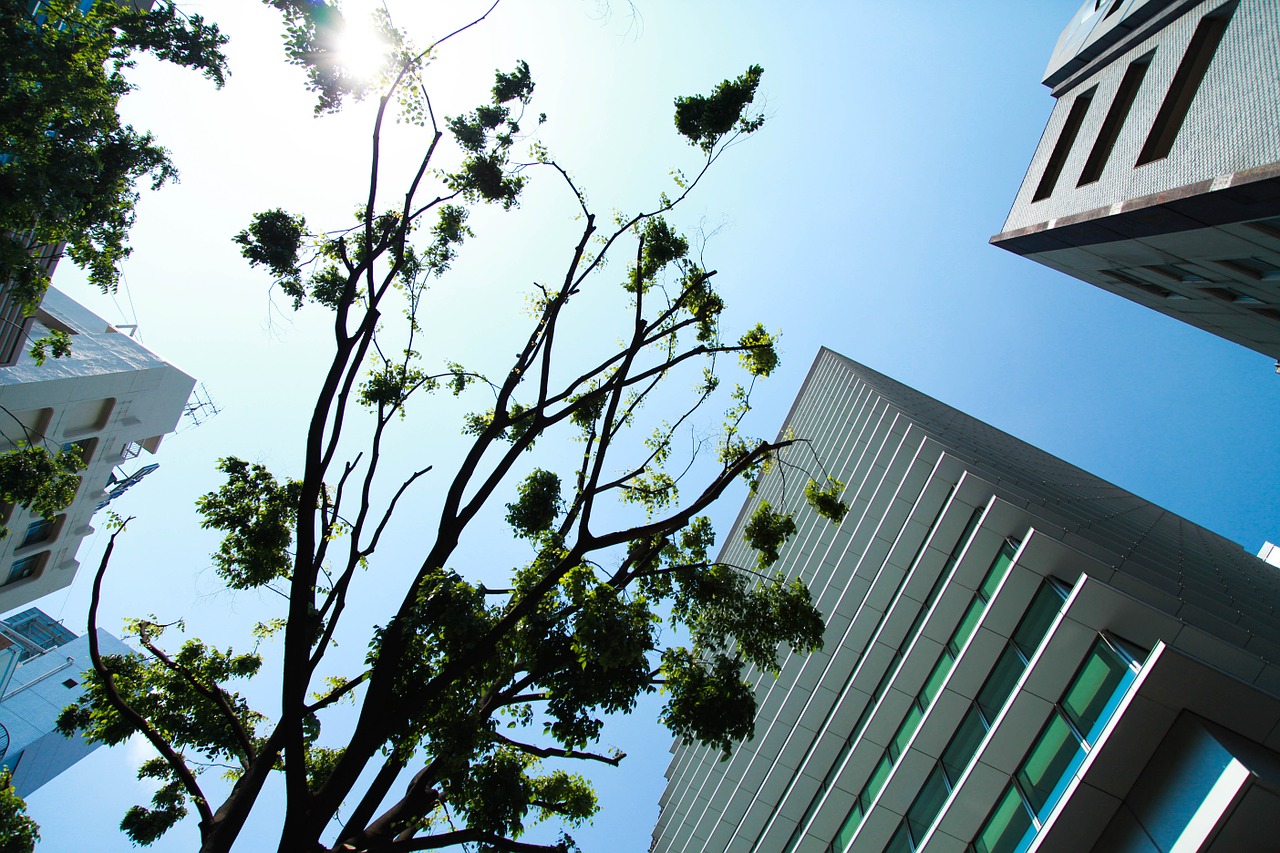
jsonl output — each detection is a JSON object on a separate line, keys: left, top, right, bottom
{"left": 652, "top": 349, "right": 1280, "bottom": 853}
{"left": 990, "top": 0, "right": 1280, "bottom": 363}
{"left": 0, "top": 287, "right": 193, "bottom": 614}
{"left": 0, "top": 608, "right": 130, "bottom": 797}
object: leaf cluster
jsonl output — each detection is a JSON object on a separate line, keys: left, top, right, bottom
{"left": 0, "top": 769, "right": 38, "bottom": 853}
{"left": 57, "top": 633, "right": 265, "bottom": 845}
{"left": 195, "top": 457, "right": 302, "bottom": 590}
{"left": 673, "top": 64, "right": 765, "bottom": 153}
{"left": 0, "top": 0, "right": 227, "bottom": 307}
{"left": 0, "top": 442, "right": 82, "bottom": 539}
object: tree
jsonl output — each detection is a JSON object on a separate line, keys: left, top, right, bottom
{"left": 60, "top": 4, "right": 847, "bottom": 851}
{"left": 0, "top": 0, "right": 227, "bottom": 541}
{"left": 0, "top": 0, "right": 228, "bottom": 316}
{"left": 0, "top": 769, "right": 39, "bottom": 853}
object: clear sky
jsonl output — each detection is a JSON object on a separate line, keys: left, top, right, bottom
{"left": 20, "top": 1, "right": 1280, "bottom": 850}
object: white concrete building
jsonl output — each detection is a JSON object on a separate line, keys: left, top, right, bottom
{"left": 991, "top": 0, "right": 1280, "bottom": 362}
{"left": 652, "top": 349, "right": 1280, "bottom": 853}
{"left": 0, "top": 287, "right": 193, "bottom": 613}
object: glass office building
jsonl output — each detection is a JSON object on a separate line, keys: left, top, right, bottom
{"left": 651, "top": 350, "right": 1280, "bottom": 853}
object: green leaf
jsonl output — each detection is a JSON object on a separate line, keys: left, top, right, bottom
{"left": 804, "top": 477, "right": 849, "bottom": 523}
{"left": 0, "top": 443, "right": 83, "bottom": 539}
{"left": 0, "top": 769, "right": 38, "bottom": 853}
{"left": 743, "top": 500, "right": 795, "bottom": 570}
{"left": 737, "top": 323, "right": 779, "bottom": 377}
{"left": 195, "top": 457, "right": 301, "bottom": 589}
{"left": 673, "top": 65, "right": 765, "bottom": 153}
{"left": 506, "top": 469, "right": 563, "bottom": 538}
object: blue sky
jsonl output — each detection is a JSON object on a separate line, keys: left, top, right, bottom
{"left": 22, "top": 1, "right": 1280, "bottom": 850}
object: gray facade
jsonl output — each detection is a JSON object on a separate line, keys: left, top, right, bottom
{"left": 651, "top": 349, "right": 1280, "bottom": 853}
{"left": 991, "top": 0, "right": 1280, "bottom": 361}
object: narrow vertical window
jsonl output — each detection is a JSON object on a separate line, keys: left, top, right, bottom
{"left": 1136, "top": 1, "right": 1238, "bottom": 166}
{"left": 1078, "top": 53, "right": 1153, "bottom": 185}
{"left": 1033, "top": 88, "right": 1096, "bottom": 201}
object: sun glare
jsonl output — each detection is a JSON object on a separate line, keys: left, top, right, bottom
{"left": 335, "top": 1, "right": 390, "bottom": 83}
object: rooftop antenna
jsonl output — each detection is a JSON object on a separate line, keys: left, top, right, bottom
{"left": 179, "top": 383, "right": 221, "bottom": 431}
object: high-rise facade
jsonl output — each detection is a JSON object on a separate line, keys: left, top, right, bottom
{"left": 991, "top": 0, "right": 1280, "bottom": 362}
{"left": 652, "top": 349, "right": 1280, "bottom": 853}
{"left": 0, "top": 287, "right": 193, "bottom": 614}
{"left": 0, "top": 607, "right": 130, "bottom": 797}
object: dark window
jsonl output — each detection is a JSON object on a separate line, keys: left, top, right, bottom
{"left": 19, "top": 518, "right": 55, "bottom": 548}
{"left": 1130, "top": 281, "right": 1175, "bottom": 298}
{"left": 1218, "top": 257, "right": 1280, "bottom": 281}
{"left": 1244, "top": 217, "right": 1280, "bottom": 241}
{"left": 1078, "top": 54, "right": 1153, "bottom": 185}
{"left": 5, "top": 554, "right": 42, "bottom": 586}
{"left": 906, "top": 764, "right": 950, "bottom": 842}
{"left": 1034, "top": 88, "right": 1096, "bottom": 201}
{"left": 62, "top": 678, "right": 77, "bottom": 688}
{"left": 1144, "top": 263, "right": 1206, "bottom": 282}
{"left": 973, "top": 784, "right": 1034, "bottom": 853}
{"left": 884, "top": 823, "right": 914, "bottom": 853}
{"left": 1102, "top": 268, "right": 1149, "bottom": 286}
{"left": 1137, "top": 2, "right": 1238, "bottom": 165}
{"left": 1104, "top": 0, "right": 1124, "bottom": 18}
{"left": 942, "top": 706, "right": 988, "bottom": 786}
{"left": 977, "top": 645, "right": 1025, "bottom": 724}
{"left": 1012, "top": 583, "right": 1067, "bottom": 660}
{"left": 1201, "top": 286, "right": 1255, "bottom": 303}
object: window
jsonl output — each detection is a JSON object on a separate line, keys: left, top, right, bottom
{"left": 977, "top": 645, "right": 1025, "bottom": 723}
{"left": 1061, "top": 639, "right": 1134, "bottom": 743}
{"left": 1012, "top": 584, "right": 1065, "bottom": 659}
{"left": 828, "top": 538, "right": 1020, "bottom": 851}
{"left": 884, "top": 580, "right": 1070, "bottom": 853}
{"left": 5, "top": 554, "right": 43, "bottom": 586}
{"left": 942, "top": 707, "right": 987, "bottom": 785}
{"left": 1144, "top": 263, "right": 1206, "bottom": 282}
{"left": 970, "top": 637, "right": 1143, "bottom": 853}
{"left": 61, "top": 437, "right": 97, "bottom": 464}
{"left": 890, "top": 703, "right": 926, "bottom": 762}
{"left": 1033, "top": 88, "right": 1096, "bottom": 201}
{"left": 1126, "top": 279, "right": 1172, "bottom": 298}
{"left": 920, "top": 650, "right": 955, "bottom": 706}
{"left": 1016, "top": 714, "right": 1084, "bottom": 817}
{"left": 1078, "top": 54, "right": 1152, "bottom": 186}
{"left": 1136, "top": 2, "right": 1238, "bottom": 165}
{"left": 1201, "top": 286, "right": 1257, "bottom": 303}
{"left": 19, "top": 518, "right": 56, "bottom": 548}
{"left": 974, "top": 785, "right": 1034, "bottom": 853}
{"left": 885, "top": 824, "right": 914, "bottom": 853}
{"left": 1244, "top": 217, "right": 1280, "bottom": 241}
{"left": 120, "top": 440, "right": 143, "bottom": 461}
{"left": 906, "top": 766, "right": 950, "bottom": 841}
{"left": 1217, "top": 257, "right": 1280, "bottom": 282}
{"left": 62, "top": 678, "right": 77, "bottom": 688}
{"left": 1102, "top": 268, "right": 1149, "bottom": 287}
